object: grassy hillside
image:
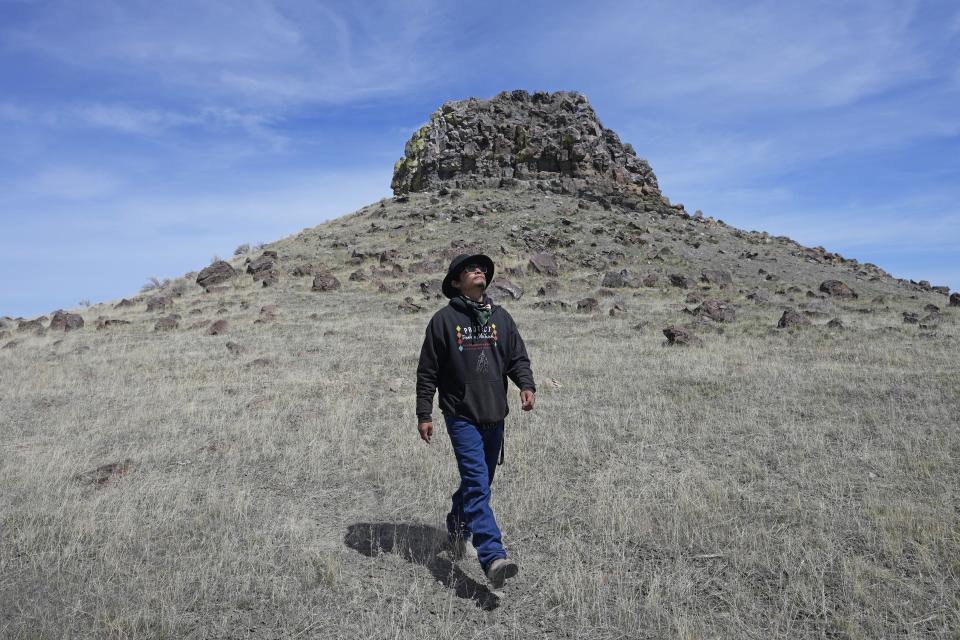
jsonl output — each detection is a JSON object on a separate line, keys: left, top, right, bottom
{"left": 2, "top": 187, "right": 958, "bottom": 638}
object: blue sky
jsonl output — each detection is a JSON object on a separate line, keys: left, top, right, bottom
{"left": 1, "top": 0, "right": 958, "bottom": 318}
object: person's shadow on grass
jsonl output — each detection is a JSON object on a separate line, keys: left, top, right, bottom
{"left": 344, "top": 522, "right": 500, "bottom": 610}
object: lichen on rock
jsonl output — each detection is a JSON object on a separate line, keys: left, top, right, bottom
{"left": 390, "top": 90, "right": 667, "bottom": 208}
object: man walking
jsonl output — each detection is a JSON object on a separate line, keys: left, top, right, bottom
{"left": 416, "top": 253, "right": 536, "bottom": 589}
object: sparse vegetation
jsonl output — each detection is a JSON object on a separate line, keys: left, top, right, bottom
{"left": 234, "top": 243, "right": 251, "bottom": 256}
{"left": 140, "top": 276, "right": 169, "bottom": 293}
{"left": 1, "top": 185, "right": 957, "bottom": 639}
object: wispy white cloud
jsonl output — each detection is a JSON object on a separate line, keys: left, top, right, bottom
{"left": 0, "top": 101, "right": 289, "bottom": 153}
{"left": 4, "top": 0, "right": 452, "bottom": 108}
{"left": 540, "top": 0, "right": 934, "bottom": 113}
{"left": 23, "top": 166, "right": 121, "bottom": 200}
{"left": 72, "top": 104, "right": 199, "bottom": 135}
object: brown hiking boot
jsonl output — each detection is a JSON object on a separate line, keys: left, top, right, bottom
{"left": 485, "top": 557, "right": 518, "bottom": 588}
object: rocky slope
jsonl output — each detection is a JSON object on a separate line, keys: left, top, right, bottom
{"left": 2, "top": 90, "right": 955, "bottom": 342}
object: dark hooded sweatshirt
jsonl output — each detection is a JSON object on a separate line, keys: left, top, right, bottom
{"left": 416, "top": 295, "right": 536, "bottom": 425}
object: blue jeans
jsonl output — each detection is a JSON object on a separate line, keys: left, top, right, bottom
{"left": 444, "top": 415, "right": 506, "bottom": 570}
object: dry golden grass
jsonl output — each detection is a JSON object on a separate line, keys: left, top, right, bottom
{"left": 2, "top": 188, "right": 958, "bottom": 638}
{"left": 2, "top": 280, "right": 958, "bottom": 639}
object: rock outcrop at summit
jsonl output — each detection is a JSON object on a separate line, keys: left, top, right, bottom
{"left": 391, "top": 90, "right": 666, "bottom": 207}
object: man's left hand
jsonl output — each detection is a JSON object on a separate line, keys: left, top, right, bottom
{"left": 520, "top": 389, "right": 535, "bottom": 411}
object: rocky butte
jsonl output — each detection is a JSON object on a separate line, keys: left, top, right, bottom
{"left": 391, "top": 90, "right": 680, "bottom": 215}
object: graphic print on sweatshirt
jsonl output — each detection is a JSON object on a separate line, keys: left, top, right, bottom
{"left": 455, "top": 323, "right": 498, "bottom": 352}
{"left": 476, "top": 349, "right": 490, "bottom": 373}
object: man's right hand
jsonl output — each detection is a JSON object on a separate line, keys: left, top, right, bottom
{"left": 417, "top": 421, "right": 433, "bottom": 444}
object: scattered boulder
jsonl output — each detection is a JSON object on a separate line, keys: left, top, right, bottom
{"left": 778, "top": 309, "right": 811, "bottom": 328}
{"left": 919, "top": 312, "right": 941, "bottom": 329}
{"left": 642, "top": 273, "right": 659, "bottom": 288}
{"left": 260, "top": 305, "right": 279, "bottom": 320}
{"left": 528, "top": 252, "right": 559, "bottom": 276}
{"left": 377, "top": 281, "right": 404, "bottom": 294}
{"left": 819, "top": 280, "right": 857, "bottom": 299}
{"left": 373, "top": 264, "right": 404, "bottom": 278}
{"left": 609, "top": 303, "right": 627, "bottom": 317}
{"left": 312, "top": 273, "right": 342, "bottom": 292}
{"left": 950, "top": 293, "right": 960, "bottom": 307}
{"left": 253, "top": 270, "right": 278, "bottom": 287}
{"left": 663, "top": 326, "right": 702, "bottom": 346}
{"left": 95, "top": 317, "right": 130, "bottom": 330}
{"left": 226, "top": 341, "right": 245, "bottom": 355}
{"left": 536, "top": 280, "right": 560, "bottom": 297}
{"left": 378, "top": 249, "right": 400, "bottom": 264}
{"left": 3, "top": 340, "right": 20, "bottom": 349}
{"left": 49, "top": 311, "right": 85, "bottom": 332}
{"left": 349, "top": 270, "right": 368, "bottom": 282}
{"left": 826, "top": 318, "right": 844, "bottom": 329}
{"left": 577, "top": 297, "right": 599, "bottom": 312}
{"left": 700, "top": 269, "right": 733, "bottom": 288}
{"left": 601, "top": 270, "right": 631, "bottom": 288}
{"left": 924, "top": 303, "right": 941, "bottom": 313}
{"left": 261, "top": 250, "right": 278, "bottom": 260}
{"left": 114, "top": 298, "right": 136, "bottom": 309}
{"left": 398, "top": 297, "right": 424, "bottom": 313}
{"left": 902, "top": 312, "right": 919, "bottom": 324}
{"left": 505, "top": 265, "right": 524, "bottom": 278}
{"left": 489, "top": 278, "right": 523, "bottom": 300}
{"left": 146, "top": 295, "right": 173, "bottom": 312}
{"left": 694, "top": 300, "right": 736, "bottom": 323}
{"left": 747, "top": 290, "right": 771, "bottom": 304}
{"left": 419, "top": 280, "right": 443, "bottom": 298}
{"left": 196, "top": 261, "right": 236, "bottom": 288}
{"left": 246, "top": 255, "right": 274, "bottom": 275}
{"left": 17, "top": 318, "right": 45, "bottom": 333}
{"left": 533, "top": 300, "right": 569, "bottom": 311}
{"left": 154, "top": 314, "right": 181, "bottom": 331}
{"left": 580, "top": 255, "right": 608, "bottom": 270}
{"left": 290, "top": 263, "right": 317, "bottom": 277}
{"left": 208, "top": 319, "right": 228, "bottom": 335}
{"left": 668, "top": 274, "right": 694, "bottom": 289}
{"left": 74, "top": 459, "right": 134, "bottom": 486}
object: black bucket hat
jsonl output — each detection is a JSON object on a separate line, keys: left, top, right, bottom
{"left": 442, "top": 253, "right": 495, "bottom": 299}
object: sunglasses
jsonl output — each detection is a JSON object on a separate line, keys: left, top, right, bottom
{"left": 460, "top": 264, "right": 488, "bottom": 275}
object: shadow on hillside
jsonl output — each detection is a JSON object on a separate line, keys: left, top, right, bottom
{"left": 344, "top": 522, "right": 499, "bottom": 610}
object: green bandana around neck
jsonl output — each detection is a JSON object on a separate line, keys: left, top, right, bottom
{"left": 459, "top": 294, "right": 492, "bottom": 326}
